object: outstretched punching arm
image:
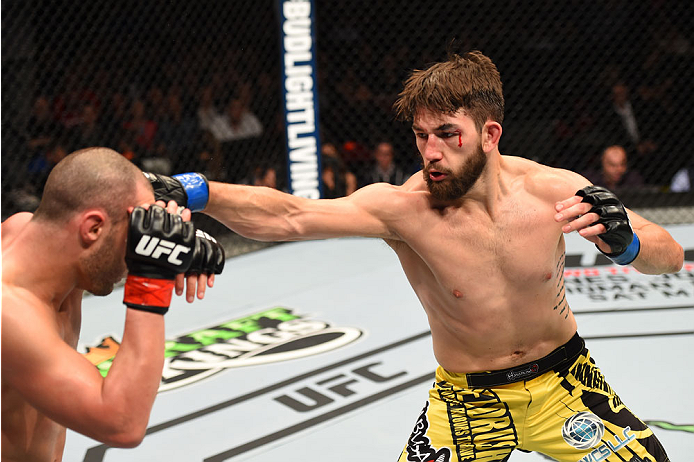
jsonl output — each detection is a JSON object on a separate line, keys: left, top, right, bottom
{"left": 144, "top": 172, "right": 398, "bottom": 242}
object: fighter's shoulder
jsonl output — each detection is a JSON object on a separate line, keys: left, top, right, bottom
{"left": 520, "top": 161, "right": 591, "bottom": 202}
{"left": 2, "top": 212, "right": 33, "bottom": 244}
{"left": 1, "top": 286, "right": 69, "bottom": 389}
{"left": 349, "top": 173, "right": 426, "bottom": 209}
{"left": 1, "top": 285, "right": 48, "bottom": 330}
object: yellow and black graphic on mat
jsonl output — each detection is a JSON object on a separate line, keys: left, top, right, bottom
{"left": 437, "top": 385, "right": 518, "bottom": 461}
{"left": 83, "top": 307, "right": 362, "bottom": 391}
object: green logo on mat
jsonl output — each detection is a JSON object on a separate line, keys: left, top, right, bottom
{"left": 83, "top": 307, "right": 362, "bottom": 391}
{"left": 646, "top": 420, "right": 694, "bottom": 434}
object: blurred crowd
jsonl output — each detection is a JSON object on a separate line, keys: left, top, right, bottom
{"left": 2, "top": 55, "right": 418, "bottom": 216}
{"left": 2, "top": 0, "right": 693, "bottom": 219}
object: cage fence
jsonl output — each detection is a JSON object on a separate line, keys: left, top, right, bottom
{"left": 2, "top": 0, "right": 693, "bottom": 255}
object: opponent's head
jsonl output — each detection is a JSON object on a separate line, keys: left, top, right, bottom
{"left": 33, "top": 147, "right": 154, "bottom": 295}
{"left": 394, "top": 51, "right": 504, "bottom": 201}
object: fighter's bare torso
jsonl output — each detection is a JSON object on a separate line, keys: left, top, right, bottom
{"left": 2, "top": 213, "right": 82, "bottom": 462}
{"left": 380, "top": 156, "right": 584, "bottom": 373}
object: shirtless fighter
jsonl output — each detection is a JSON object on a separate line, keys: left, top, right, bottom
{"left": 147, "top": 51, "right": 682, "bottom": 461}
{"left": 2, "top": 148, "right": 224, "bottom": 461}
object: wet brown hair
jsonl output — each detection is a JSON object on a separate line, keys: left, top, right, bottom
{"left": 33, "top": 147, "right": 151, "bottom": 223}
{"left": 393, "top": 50, "right": 504, "bottom": 132}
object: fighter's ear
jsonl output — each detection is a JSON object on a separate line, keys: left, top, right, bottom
{"left": 481, "top": 120, "right": 502, "bottom": 152}
{"left": 78, "top": 210, "right": 107, "bottom": 248}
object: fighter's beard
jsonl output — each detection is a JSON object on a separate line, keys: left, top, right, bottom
{"left": 424, "top": 144, "right": 487, "bottom": 201}
{"left": 81, "top": 230, "right": 123, "bottom": 296}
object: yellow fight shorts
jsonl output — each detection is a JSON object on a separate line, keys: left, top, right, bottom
{"left": 398, "top": 333, "right": 669, "bottom": 462}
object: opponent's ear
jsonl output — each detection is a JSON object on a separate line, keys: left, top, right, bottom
{"left": 78, "top": 210, "right": 107, "bottom": 248}
{"left": 481, "top": 121, "right": 502, "bottom": 152}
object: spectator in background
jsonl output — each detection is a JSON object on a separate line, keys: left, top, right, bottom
{"left": 197, "top": 91, "right": 264, "bottom": 182}
{"left": 219, "top": 98, "right": 263, "bottom": 142}
{"left": 195, "top": 131, "right": 224, "bottom": 180}
{"left": 70, "top": 103, "right": 104, "bottom": 150}
{"left": 116, "top": 129, "right": 138, "bottom": 163}
{"left": 8, "top": 137, "right": 69, "bottom": 214}
{"left": 340, "top": 140, "right": 372, "bottom": 186}
{"left": 245, "top": 164, "right": 280, "bottom": 189}
{"left": 101, "top": 91, "right": 129, "bottom": 148}
{"left": 53, "top": 71, "right": 100, "bottom": 129}
{"left": 25, "top": 96, "right": 58, "bottom": 157}
{"left": 604, "top": 83, "right": 641, "bottom": 150}
{"left": 321, "top": 143, "right": 357, "bottom": 198}
{"left": 239, "top": 161, "right": 287, "bottom": 192}
{"left": 197, "top": 86, "right": 222, "bottom": 138}
{"left": 122, "top": 99, "right": 158, "bottom": 156}
{"left": 196, "top": 87, "right": 229, "bottom": 180}
{"left": 152, "top": 90, "right": 199, "bottom": 172}
{"left": 365, "top": 141, "right": 407, "bottom": 186}
{"left": 10, "top": 137, "right": 72, "bottom": 213}
{"left": 334, "top": 68, "right": 377, "bottom": 142}
{"left": 599, "top": 81, "right": 663, "bottom": 180}
{"left": 253, "top": 71, "right": 282, "bottom": 129}
{"left": 198, "top": 90, "right": 263, "bottom": 144}
{"left": 146, "top": 86, "right": 167, "bottom": 122}
{"left": 583, "top": 145, "right": 644, "bottom": 191}
{"left": 670, "top": 164, "right": 692, "bottom": 193}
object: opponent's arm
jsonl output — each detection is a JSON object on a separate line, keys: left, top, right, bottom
{"left": 1, "top": 297, "right": 167, "bottom": 448}
{"left": 555, "top": 184, "right": 683, "bottom": 274}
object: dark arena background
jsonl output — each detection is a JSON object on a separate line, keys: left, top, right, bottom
{"left": 2, "top": 1, "right": 693, "bottom": 461}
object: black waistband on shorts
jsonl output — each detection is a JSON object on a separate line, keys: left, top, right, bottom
{"left": 464, "top": 332, "right": 585, "bottom": 388}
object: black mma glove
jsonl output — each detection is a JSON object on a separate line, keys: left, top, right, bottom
{"left": 187, "top": 229, "right": 226, "bottom": 276}
{"left": 124, "top": 205, "right": 196, "bottom": 314}
{"left": 143, "top": 172, "right": 210, "bottom": 212}
{"left": 576, "top": 185, "right": 641, "bottom": 265}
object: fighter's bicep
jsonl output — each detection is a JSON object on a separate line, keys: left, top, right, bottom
{"left": 296, "top": 197, "right": 394, "bottom": 239}
{"left": 1, "top": 304, "right": 104, "bottom": 423}
{"left": 296, "top": 186, "right": 399, "bottom": 240}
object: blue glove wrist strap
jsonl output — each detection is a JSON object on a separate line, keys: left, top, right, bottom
{"left": 602, "top": 232, "right": 641, "bottom": 265}
{"left": 173, "top": 173, "right": 209, "bottom": 212}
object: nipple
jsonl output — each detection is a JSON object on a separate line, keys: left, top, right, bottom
{"left": 453, "top": 289, "right": 463, "bottom": 298}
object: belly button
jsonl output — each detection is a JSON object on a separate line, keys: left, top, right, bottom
{"left": 453, "top": 289, "right": 463, "bottom": 298}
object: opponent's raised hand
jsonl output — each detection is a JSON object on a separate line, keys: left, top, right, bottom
{"left": 182, "top": 229, "right": 225, "bottom": 302}
{"left": 124, "top": 205, "right": 195, "bottom": 314}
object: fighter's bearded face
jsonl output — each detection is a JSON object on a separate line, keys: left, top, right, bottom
{"left": 81, "top": 183, "right": 155, "bottom": 296}
{"left": 413, "top": 109, "right": 488, "bottom": 201}
{"left": 81, "top": 225, "right": 127, "bottom": 296}
{"left": 423, "top": 142, "right": 486, "bottom": 201}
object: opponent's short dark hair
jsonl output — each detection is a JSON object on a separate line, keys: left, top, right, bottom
{"left": 33, "top": 147, "right": 150, "bottom": 223}
{"left": 393, "top": 50, "right": 505, "bottom": 132}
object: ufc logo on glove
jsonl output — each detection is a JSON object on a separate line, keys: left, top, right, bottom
{"left": 134, "top": 236, "right": 191, "bottom": 266}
